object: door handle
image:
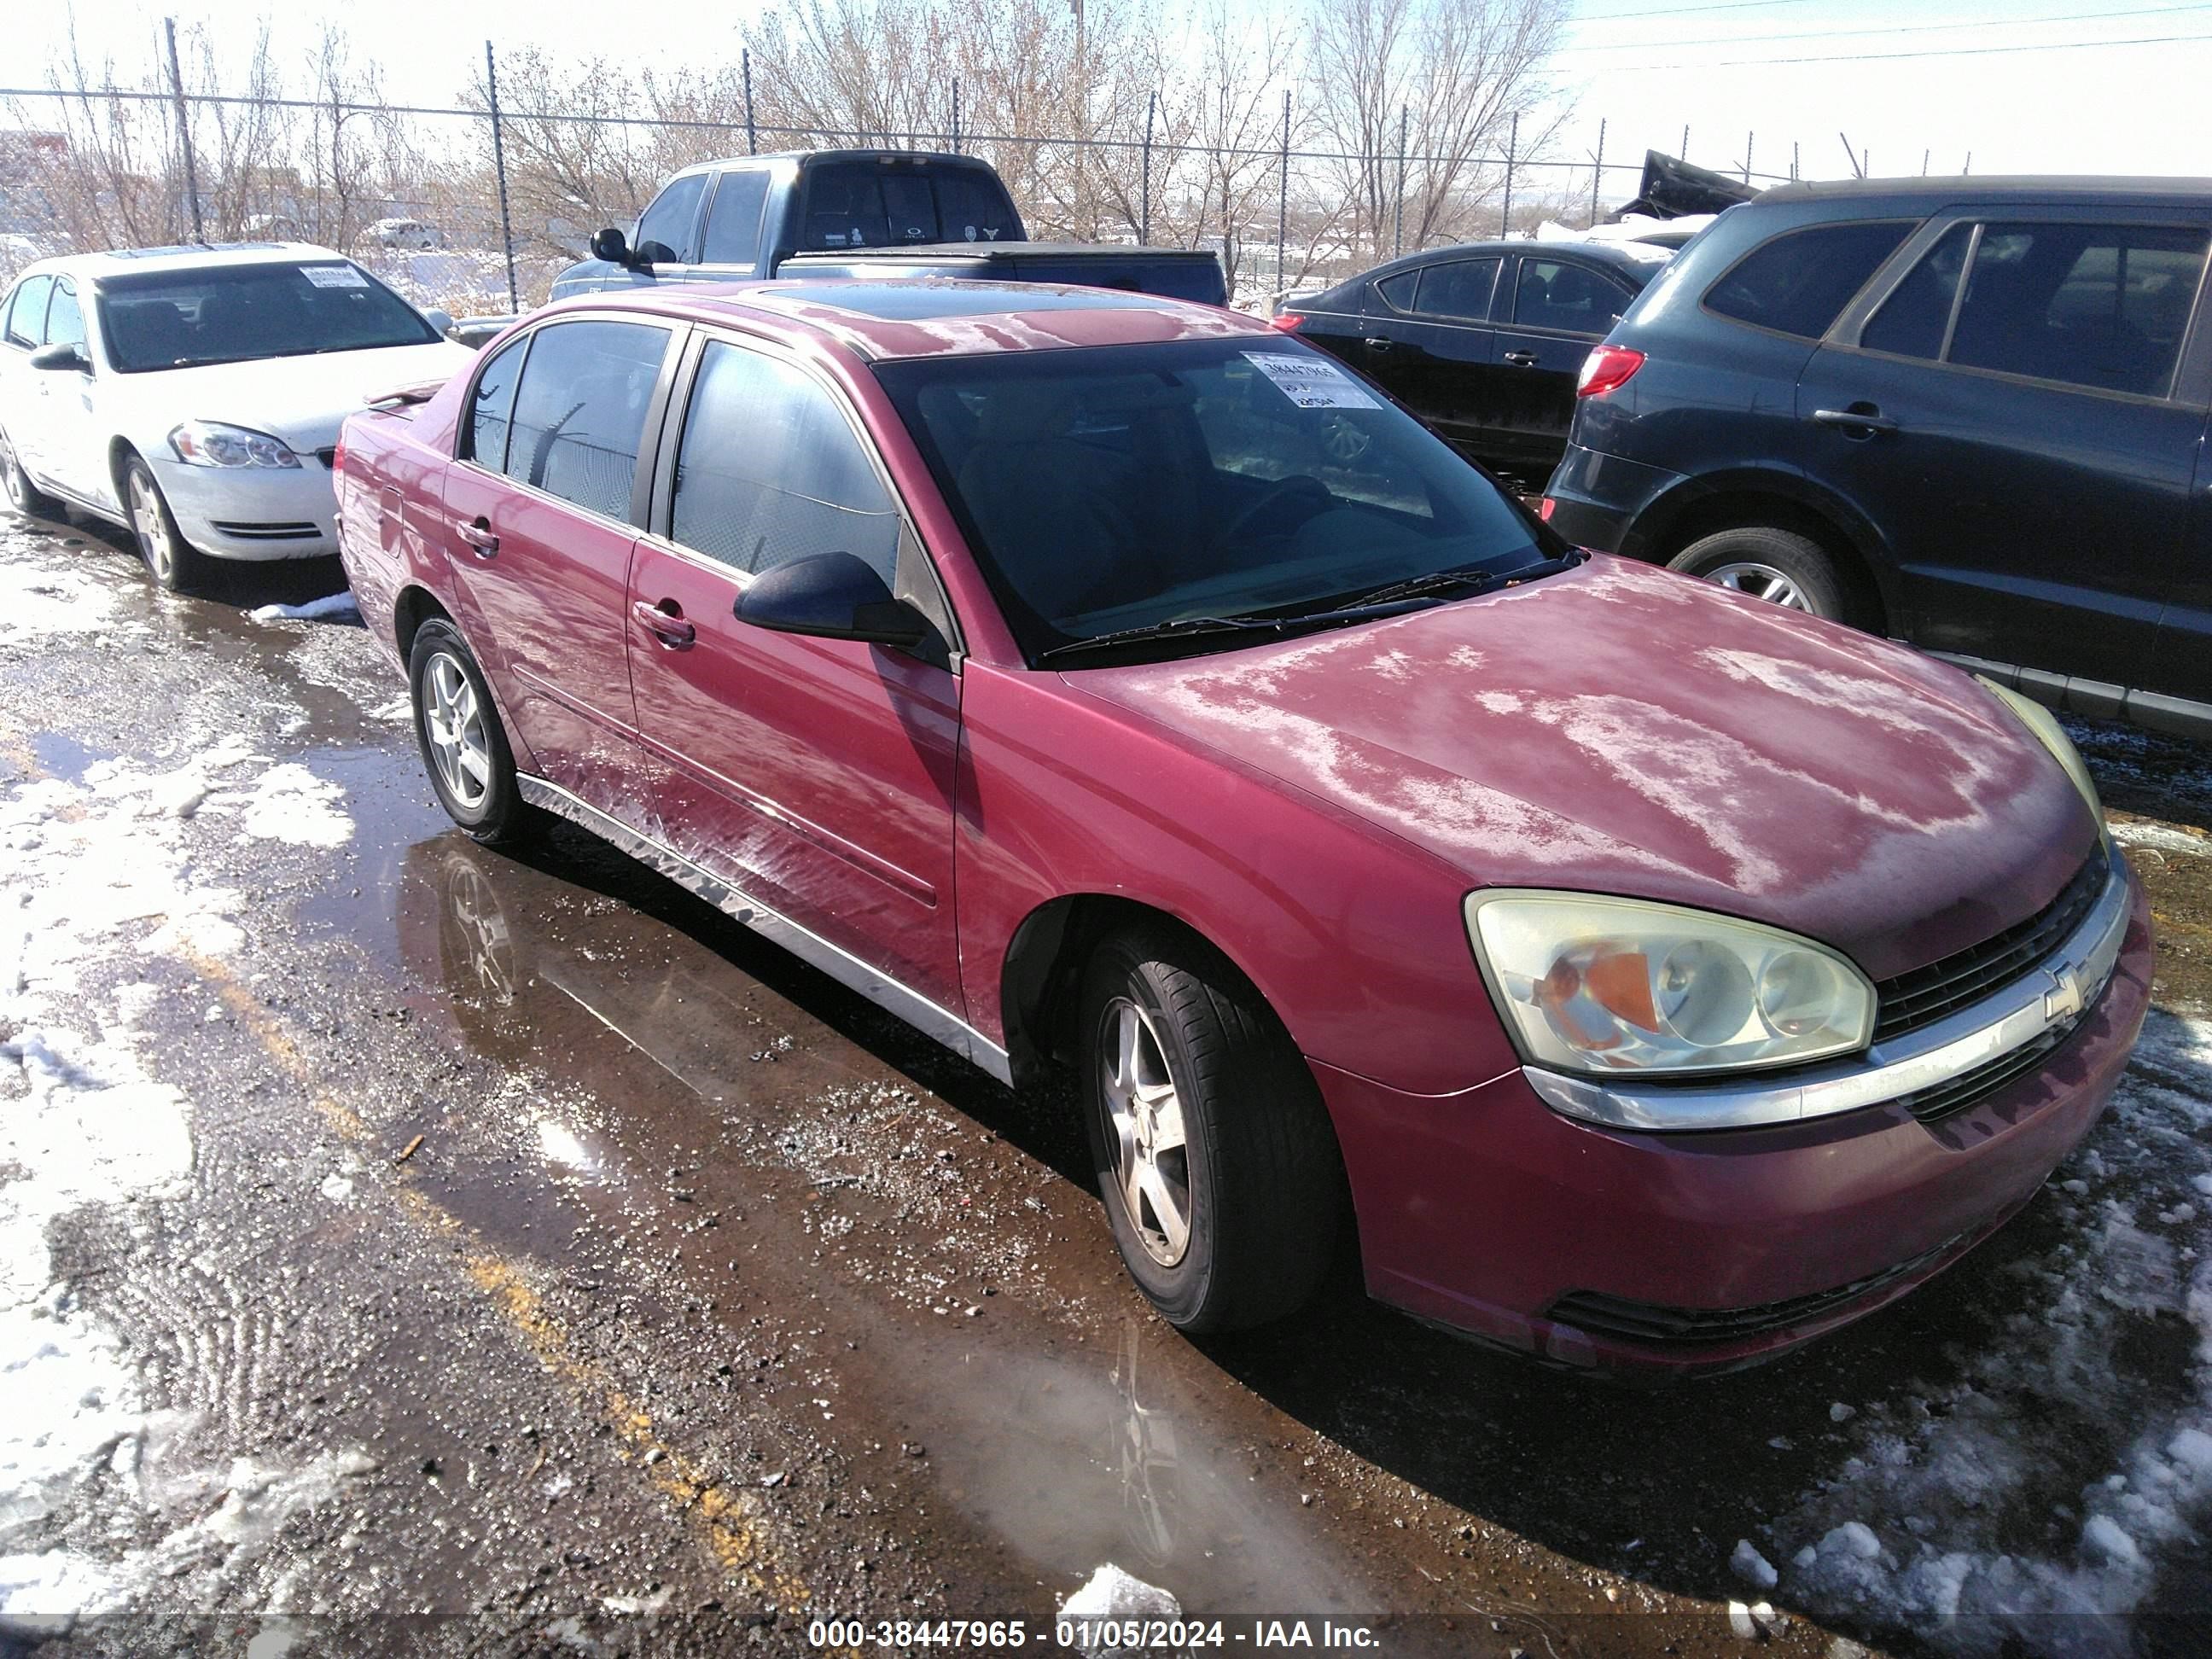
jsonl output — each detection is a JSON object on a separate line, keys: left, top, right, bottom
{"left": 1502, "top": 350, "right": 1540, "bottom": 367}
{"left": 1812, "top": 406, "right": 1900, "bottom": 434}
{"left": 632, "top": 597, "right": 696, "bottom": 649}
{"left": 455, "top": 516, "right": 498, "bottom": 557}
{"left": 1363, "top": 337, "right": 1394, "bottom": 352}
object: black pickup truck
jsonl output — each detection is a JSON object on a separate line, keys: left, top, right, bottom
{"left": 550, "top": 149, "right": 1227, "bottom": 306}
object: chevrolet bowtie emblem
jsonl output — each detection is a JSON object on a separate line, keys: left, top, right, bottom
{"left": 2043, "top": 963, "right": 2086, "bottom": 1023}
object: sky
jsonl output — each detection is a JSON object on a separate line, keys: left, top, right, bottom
{"left": 3, "top": 0, "right": 2205, "bottom": 189}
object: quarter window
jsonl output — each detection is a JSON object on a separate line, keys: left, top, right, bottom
{"left": 1412, "top": 259, "right": 1500, "bottom": 323}
{"left": 1946, "top": 222, "right": 2207, "bottom": 398}
{"left": 466, "top": 334, "right": 528, "bottom": 471}
{"left": 504, "top": 321, "right": 670, "bottom": 521}
{"left": 1861, "top": 224, "right": 1975, "bottom": 360}
{"left": 700, "top": 170, "right": 771, "bottom": 266}
{"left": 1514, "top": 259, "right": 1633, "bottom": 334}
{"left": 633, "top": 173, "right": 707, "bottom": 264}
{"left": 4, "top": 275, "right": 51, "bottom": 348}
{"left": 1705, "top": 220, "right": 1913, "bottom": 339}
{"left": 1373, "top": 270, "right": 1418, "bottom": 312}
{"left": 671, "top": 340, "right": 900, "bottom": 581}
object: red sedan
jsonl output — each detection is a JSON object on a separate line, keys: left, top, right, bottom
{"left": 335, "top": 280, "right": 2151, "bottom": 1375}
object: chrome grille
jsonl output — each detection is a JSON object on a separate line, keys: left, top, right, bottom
{"left": 1871, "top": 856, "right": 2105, "bottom": 1043}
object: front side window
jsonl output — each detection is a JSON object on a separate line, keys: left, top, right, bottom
{"left": 634, "top": 172, "right": 707, "bottom": 264}
{"left": 875, "top": 337, "right": 1554, "bottom": 662}
{"left": 504, "top": 320, "right": 670, "bottom": 521}
{"left": 1704, "top": 220, "right": 1913, "bottom": 340}
{"left": 1946, "top": 221, "right": 2207, "bottom": 398}
{"left": 96, "top": 261, "right": 437, "bottom": 372}
{"left": 1860, "top": 224, "right": 1975, "bottom": 360}
{"left": 700, "top": 170, "right": 772, "bottom": 265}
{"left": 1513, "top": 259, "right": 1636, "bottom": 335}
{"left": 44, "top": 279, "right": 84, "bottom": 352}
{"left": 1412, "top": 259, "right": 1500, "bottom": 323}
{"left": 466, "top": 334, "right": 528, "bottom": 471}
{"left": 4, "top": 275, "right": 52, "bottom": 348}
{"left": 672, "top": 340, "right": 899, "bottom": 580}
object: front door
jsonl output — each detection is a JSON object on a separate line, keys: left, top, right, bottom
{"left": 1799, "top": 212, "right": 2209, "bottom": 687}
{"left": 1485, "top": 255, "right": 1639, "bottom": 480}
{"left": 626, "top": 334, "right": 965, "bottom": 1013}
{"left": 439, "top": 316, "right": 678, "bottom": 799}
{"left": 37, "top": 278, "right": 104, "bottom": 504}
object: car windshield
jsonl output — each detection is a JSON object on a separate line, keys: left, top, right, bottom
{"left": 96, "top": 261, "right": 437, "bottom": 373}
{"left": 873, "top": 335, "right": 1557, "bottom": 663}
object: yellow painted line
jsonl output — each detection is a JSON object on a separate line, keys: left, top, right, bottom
{"left": 184, "top": 945, "right": 812, "bottom": 1610}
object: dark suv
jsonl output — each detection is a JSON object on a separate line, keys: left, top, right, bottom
{"left": 1544, "top": 177, "right": 2212, "bottom": 741}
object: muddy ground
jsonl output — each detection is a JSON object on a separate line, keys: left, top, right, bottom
{"left": 1, "top": 509, "right": 2209, "bottom": 1659}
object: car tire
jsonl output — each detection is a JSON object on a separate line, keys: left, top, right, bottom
{"left": 120, "top": 456, "right": 207, "bottom": 592}
{"left": 1, "top": 427, "right": 63, "bottom": 520}
{"left": 408, "top": 617, "right": 532, "bottom": 846}
{"left": 1668, "top": 526, "right": 1859, "bottom": 625}
{"left": 1079, "top": 924, "right": 1344, "bottom": 1334}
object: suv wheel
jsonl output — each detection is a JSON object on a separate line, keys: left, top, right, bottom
{"left": 1078, "top": 924, "right": 1344, "bottom": 1333}
{"left": 409, "top": 617, "right": 532, "bottom": 845}
{"left": 1, "top": 428, "right": 62, "bottom": 520}
{"left": 1668, "top": 526, "right": 1855, "bottom": 624}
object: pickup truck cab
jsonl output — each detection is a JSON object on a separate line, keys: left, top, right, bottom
{"left": 551, "top": 149, "right": 1226, "bottom": 307}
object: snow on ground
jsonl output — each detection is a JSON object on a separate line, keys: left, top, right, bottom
{"left": 1762, "top": 1011, "right": 2212, "bottom": 1655}
{"left": 247, "top": 594, "right": 359, "bottom": 625}
{"left": 0, "top": 559, "right": 127, "bottom": 649}
{"left": 0, "top": 742, "right": 364, "bottom": 1622}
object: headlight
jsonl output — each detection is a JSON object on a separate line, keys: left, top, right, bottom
{"left": 1466, "top": 891, "right": 1875, "bottom": 1077}
{"left": 1978, "top": 677, "right": 2101, "bottom": 819}
{"left": 169, "top": 420, "right": 301, "bottom": 469}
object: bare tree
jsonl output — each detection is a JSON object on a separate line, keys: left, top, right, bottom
{"left": 1305, "top": 0, "right": 1568, "bottom": 259}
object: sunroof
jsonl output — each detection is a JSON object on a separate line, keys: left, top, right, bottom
{"left": 759, "top": 281, "right": 1179, "bottom": 322}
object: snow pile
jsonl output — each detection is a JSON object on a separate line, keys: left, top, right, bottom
{"left": 0, "top": 561, "right": 123, "bottom": 648}
{"left": 1059, "top": 1564, "right": 1181, "bottom": 1657}
{"left": 247, "top": 594, "right": 359, "bottom": 624}
{"left": 224, "top": 762, "right": 354, "bottom": 848}
{"left": 1765, "top": 1012, "right": 2212, "bottom": 1652}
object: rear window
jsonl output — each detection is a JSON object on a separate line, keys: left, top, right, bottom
{"left": 799, "top": 164, "right": 1021, "bottom": 251}
{"left": 1704, "top": 220, "right": 1913, "bottom": 340}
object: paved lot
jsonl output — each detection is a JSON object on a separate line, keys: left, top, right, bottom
{"left": 1, "top": 509, "right": 2209, "bottom": 1657}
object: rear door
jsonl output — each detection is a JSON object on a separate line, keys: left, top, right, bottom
{"left": 1487, "top": 255, "right": 1640, "bottom": 477}
{"left": 625, "top": 331, "right": 965, "bottom": 1012}
{"left": 1799, "top": 207, "right": 2208, "bottom": 688}
{"left": 439, "top": 316, "right": 682, "bottom": 799}
{"left": 1357, "top": 257, "right": 1503, "bottom": 461}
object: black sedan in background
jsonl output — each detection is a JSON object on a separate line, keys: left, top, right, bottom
{"left": 1275, "top": 240, "right": 1666, "bottom": 487}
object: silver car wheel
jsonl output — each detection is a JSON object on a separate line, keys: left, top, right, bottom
{"left": 128, "top": 469, "right": 175, "bottom": 580}
{"left": 1705, "top": 560, "right": 1809, "bottom": 611}
{"left": 422, "top": 651, "right": 492, "bottom": 810}
{"left": 1099, "top": 997, "right": 1193, "bottom": 1268}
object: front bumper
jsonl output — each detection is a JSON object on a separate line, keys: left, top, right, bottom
{"left": 1315, "top": 865, "right": 2155, "bottom": 1377}
{"left": 152, "top": 455, "right": 339, "bottom": 562}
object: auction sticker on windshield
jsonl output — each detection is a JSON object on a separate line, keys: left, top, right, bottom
{"left": 1243, "top": 350, "right": 1380, "bottom": 410}
{"left": 302, "top": 265, "right": 370, "bottom": 288}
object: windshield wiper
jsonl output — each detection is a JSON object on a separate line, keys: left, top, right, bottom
{"left": 1035, "top": 598, "right": 1441, "bottom": 666}
{"left": 1324, "top": 552, "right": 1582, "bottom": 614}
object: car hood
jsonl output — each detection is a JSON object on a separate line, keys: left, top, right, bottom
{"left": 1069, "top": 555, "right": 2101, "bottom": 981}
{"left": 121, "top": 341, "right": 474, "bottom": 451}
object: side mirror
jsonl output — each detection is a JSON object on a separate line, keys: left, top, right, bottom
{"left": 735, "top": 551, "right": 929, "bottom": 649}
{"left": 422, "top": 307, "right": 455, "bottom": 339}
{"left": 590, "top": 226, "right": 632, "bottom": 265}
{"left": 29, "top": 342, "right": 89, "bottom": 373}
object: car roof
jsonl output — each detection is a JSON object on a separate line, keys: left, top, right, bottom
{"left": 546, "top": 278, "right": 1271, "bottom": 362}
{"left": 1754, "top": 173, "right": 2212, "bottom": 206}
{"left": 1358, "top": 238, "right": 1661, "bottom": 276}
{"left": 666, "top": 148, "right": 1000, "bottom": 180}
{"left": 16, "top": 242, "right": 355, "bottom": 283}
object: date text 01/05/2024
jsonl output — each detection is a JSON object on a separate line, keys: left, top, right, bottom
{"left": 805, "top": 1617, "right": 1384, "bottom": 1648}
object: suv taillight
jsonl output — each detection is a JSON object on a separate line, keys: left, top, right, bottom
{"left": 1576, "top": 345, "right": 1645, "bottom": 398}
{"left": 1270, "top": 311, "right": 1304, "bottom": 332}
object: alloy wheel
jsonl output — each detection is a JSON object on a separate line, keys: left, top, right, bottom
{"left": 422, "top": 652, "right": 493, "bottom": 811}
{"left": 1705, "top": 560, "right": 1810, "bottom": 610}
{"left": 128, "top": 470, "right": 175, "bottom": 582}
{"left": 1098, "top": 996, "right": 1193, "bottom": 1267}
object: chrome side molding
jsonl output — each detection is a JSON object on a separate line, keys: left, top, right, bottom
{"left": 1524, "top": 844, "right": 2133, "bottom": 1132}
{"left": 515, "top": 774, "right": 1015, "bottom": 1086}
